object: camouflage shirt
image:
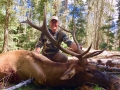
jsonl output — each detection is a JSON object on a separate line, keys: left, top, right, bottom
{"left": 36, "top": 29, "right": 73, "bottom": 56}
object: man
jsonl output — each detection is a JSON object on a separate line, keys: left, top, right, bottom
{"left": 35, "top": 16, "right": 78, "bottom": 63}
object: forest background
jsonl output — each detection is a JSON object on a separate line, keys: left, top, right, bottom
{"left": 0, "top": 0, "right": 120, "bottom": 53}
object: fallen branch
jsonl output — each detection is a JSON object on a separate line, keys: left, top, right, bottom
{"left": 96, "top": 65, "right": 120, "bottom": 72}
{"left": 3, "top": 79, "right": 33, "bottom": 90}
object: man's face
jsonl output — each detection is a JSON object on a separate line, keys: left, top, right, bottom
{"left": 50, "top": 19, "right": 59, "bottom": 33}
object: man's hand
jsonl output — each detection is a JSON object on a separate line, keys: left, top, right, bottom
{"left": 35, "top": 47, "right": 41, "bottom": 53}
{"left": 69, "top": 42, "right": 82, "bottom": 53}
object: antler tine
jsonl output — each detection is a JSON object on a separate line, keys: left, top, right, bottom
{"left": 83, "top": 49, "right": 105, "bottom": 59}
{"left": 82, "top": 47, "right": 106, "bottom": 59}
{"left": 78, "top": 43, "right": 92, "bottom": 58}
{"left": 72, "top": 18, "right": 84, "bottom": 54}
{"left": 72, "top": 23, "right": 83, "bottom": 54}
{"left": 21, "top": 17, "right": 43, "bottom": 30}
{"left": 59, "top": 26, "right": 72, "bottom": 33}
{"left": 41, "top": 4, "right": 58, "bottom": 45}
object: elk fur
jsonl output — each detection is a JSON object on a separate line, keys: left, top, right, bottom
{"left": 0, "top": 50, "right": 110, "bottom": 89}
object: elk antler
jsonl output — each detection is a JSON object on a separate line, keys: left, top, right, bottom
{"left": 59, "top": 24, "right": 83, "bottom": 54}
{"left": 59, "top": 23, "right": 105, "bottom": 59}
{"left": 21, "top": 4, "right": 80, "bottom": 57}
{"left": 21, "top": 4, "right": 104, "bottom": 61}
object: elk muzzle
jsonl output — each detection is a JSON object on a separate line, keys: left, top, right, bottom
{"left": 85, "top": 66, "right": 110, "bottom": 89}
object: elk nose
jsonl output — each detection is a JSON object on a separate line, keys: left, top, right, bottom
{"left": 93, "top": 71, "right": 110, "bottom": 88}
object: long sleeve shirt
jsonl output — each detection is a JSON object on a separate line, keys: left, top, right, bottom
{"left": 36, "top": 29, "right": 73, "bottom": 56}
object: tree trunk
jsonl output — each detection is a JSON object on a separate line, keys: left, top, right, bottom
{"left": 2, "top": 1, "right": 10, "bottom": 52}
{"left": 119, "top": 39, "right": 120, "bottom": 48}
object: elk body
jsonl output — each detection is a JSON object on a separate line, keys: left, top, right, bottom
{"left": 0, "top": 50, "right": 110, "bottom": 89}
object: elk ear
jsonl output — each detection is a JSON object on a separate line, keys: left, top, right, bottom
{"left": 60, "top": 67, "right": 76, "bottom": 80}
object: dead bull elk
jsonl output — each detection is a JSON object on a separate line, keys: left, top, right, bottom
{"left": 0, "top": 49, "right": 109, "bottom": 88}
{"left": 0, "top": 4, "right": 114, "bottom": 89}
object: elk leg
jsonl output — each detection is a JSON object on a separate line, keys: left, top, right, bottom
{"left": 53, "top": 51, "right": 68, "bottom": 63}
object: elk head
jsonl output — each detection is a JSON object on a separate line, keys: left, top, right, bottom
{"left": 21, "top": 4, "right": 110, "bottom": 89}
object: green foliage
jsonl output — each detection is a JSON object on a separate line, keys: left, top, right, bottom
{"left": 116, "top": 47, "right": 120, "bottom": 51}
{"left": 106, "top": 16, "right": 114, "bottom": 22}
{"left": 0, "top": 0, "right": 118, "bottom": 51}
{"left": 16, "top": 33, "right": 36, "bottom": 50}
{"left": 99, "top": 42, "right": 113, "bottom": 50}
{"left": 68, "top": 1, "right": 86, "bottom": 44}
{"left": 100, "top": 25, "right": 112, "bottom": 30}
{"left": 31, "top": 0, "right": 48, "bottom": 21}
{"left": 0, "top": 0, "right": 43, "bottom": 51}
{"left": 76, "top": 21, "right": 86, "bottom": 43}
{"left": 107, "top": 45, "right": 112, "bottom": 50}
{"left": 6, "top": 24, "right": 39, "bottom": 51}
{"left": 109, "top": 39, "right": 114, "bottom": 44}
{"left": 100, "top": 24, "right": 115, "bottom": 40}
{"left": 61, "top": 42, "right": 67, "bottom": 48}
{"left": 0, "top": 0, "right": 7, "bottom": 6}
{"left": 94, "top": 85, "right": 102, "bottom": 90}
{"left": 99, "top": 19, "right": 115, "bottom": 50}
{"left": 99, "top": 42, "right": 107, "bottom": 49}
{"left": 100, "top": 27, "right": 114, "bottom": 39}
{"left": 0, "top": 13, "right": 5, "bottom": 24}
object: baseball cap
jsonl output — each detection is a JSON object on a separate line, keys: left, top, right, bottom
{"left": 50, "top": 16, "right": 59, "bottom": 21}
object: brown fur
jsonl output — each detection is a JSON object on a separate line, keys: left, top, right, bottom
{"left": 0, "top": 50, "right": 110, "bottom": 89}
